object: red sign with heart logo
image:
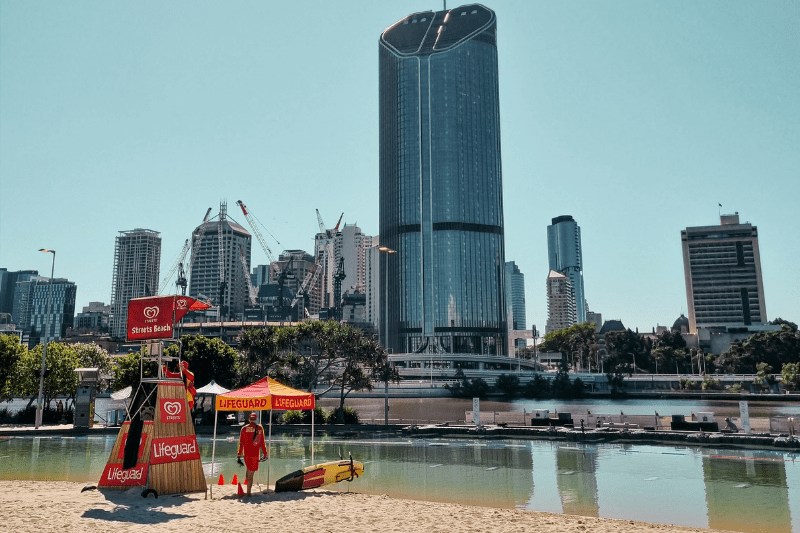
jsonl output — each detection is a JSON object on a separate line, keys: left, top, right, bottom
{"left": 126, "top": 295, "right": 212, "bottom": 341}
{"left": 159, "top": 398, "right": 187, "bottom": 423}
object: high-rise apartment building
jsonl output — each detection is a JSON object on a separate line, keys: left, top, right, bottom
{"left": 314, "top": 223, "right": 371, "bottom": 315}
{"left": 110, "top": 229, "right": 161, "bottom": 339}
{"left": 681, "top": 213, "right": 767, "bottom": 333}
{"left": 379, "top": 4, "right": 507, "bottom": 355}
{"left": 74, "top": 302, "right": 111, "bottom": 332}
{"left": 546, "top": 270, "right": 576, "bottom": 333}
{"left": 547, "top": 215, "right": 586, "bottom": 324}
{"left": 505, "top": 261, "right": 526, "bottom": 351}
{"left": 188, "top": 202, "right": 251, "bottom": 321}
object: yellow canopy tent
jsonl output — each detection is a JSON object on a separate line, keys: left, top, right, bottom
{"left": 210, "top": 377, "right": 316, "bottom": 491}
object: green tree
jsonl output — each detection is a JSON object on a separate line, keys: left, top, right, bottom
{"left": 495, "top": 373, "right": 520, "bottom": 399}
{"left": 0, "top": 334, "right": 26, "bottom": 401}
{"left": 112, "top": 350, "right": 157, "bottom": 392}
{"left": 177, "top": 335, "right": 239, "bottom": 389}
{"left": 11, "top": 342, "right": 79, "bottom": 408}
{"left": 237, "top": 325, "right": 298, "bottom": 386}
{"left": 72, "top": 343, "right": 114, "bottom": 393}
{"left": 539, "top": 322, "right": 597, "bottom": 371}
{"left": 781, "top": 362, "right": 800, "bottom": 391}
{"left": 604, "top": 329, "right": 649, "bottom": 374}
{"left": 753, "top": 362, "right": 775, "bottom": 392}
{"left": 716, "top": 325, "right": 800, "bottom": 374}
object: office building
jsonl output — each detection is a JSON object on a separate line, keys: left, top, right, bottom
{"left": 505, "top": 261, "right": 526, "bottom": 352}
{"left": 379, "top": 4, "right": 507, "bottom": 355}
{"left": 681, "top": 213, "right": 767, "bottom": 332}
{"left": 74, "top": 302, "right": 111, "bottom": 332}
{"left": 0, "top": 269, "right": 38, "bottom": 319}
{"left": 188, "top": 202, "right": 251, "bottom": 321}
{"left": 28, "top": 277, "right": 76, "bottom": 344}
{"left": 547, "top": 215, "right": 586, "bottom": 323}
{"left": 109, "top": 228, "right": 161, "bottom": 339}
{"left": 546, "top": 270, "right": 576, "bottom": 333}
{"left": 267, "top": 250, "right": 316, "bottom": 320}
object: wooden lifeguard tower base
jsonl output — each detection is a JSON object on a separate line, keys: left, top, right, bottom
{"left": 98, "top": 380, "right": 206, "bottom": 496}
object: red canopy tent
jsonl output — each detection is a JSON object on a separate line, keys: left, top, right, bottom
{"left": 211, "top": 377, "right": 316, "bottom": 490}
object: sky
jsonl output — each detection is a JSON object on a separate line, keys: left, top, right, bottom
{"left": 1, "top": 1, "right": 798, "bottom": 335}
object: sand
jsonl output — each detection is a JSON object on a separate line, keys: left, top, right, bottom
{"left": 0, "top": 481, "right": 735, "bottom": 533}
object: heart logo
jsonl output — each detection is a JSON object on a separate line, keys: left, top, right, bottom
{"left": 176, "top": 299, "right": 187, "bottom": 309}
{"left": 164, "top": 401, "right": 182, "bottom": 416}
{"left": 143, "top": 306, "right": 160, "bottom": 319}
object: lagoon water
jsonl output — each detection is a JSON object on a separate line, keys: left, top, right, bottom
{"left": 2, "top": 433, "right": 799, "bottom": 533}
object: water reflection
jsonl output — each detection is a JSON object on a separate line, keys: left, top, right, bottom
{"left": 703, "top": 453, "right": 791, "bottom": 533}
{"left": 1, "top": 435, "right": 798, "bottom": 532}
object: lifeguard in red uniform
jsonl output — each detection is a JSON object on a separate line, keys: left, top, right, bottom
{"left": 237, "top": 412, "right": 267, "bottom": 495}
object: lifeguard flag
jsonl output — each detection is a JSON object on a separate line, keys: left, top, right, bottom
{"left": 127, "top": 295, "right": 212, "bottom": 341}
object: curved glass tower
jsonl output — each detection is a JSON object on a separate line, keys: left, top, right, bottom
{"left": 379, "top": 4, "right": 507, "bottom": 355}
{"left": 547, "top": 215, "right": 586, "bottom": 324}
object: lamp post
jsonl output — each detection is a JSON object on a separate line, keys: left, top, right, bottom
{"left": 378, "top": 246, "right": 396, "bottom": 425}
{"left": 35, "top": 248, "right": 56, "bottom": 429}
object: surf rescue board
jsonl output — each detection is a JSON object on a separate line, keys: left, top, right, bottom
{"left": 274, "top": 458, "right": 364, "bottom": 492}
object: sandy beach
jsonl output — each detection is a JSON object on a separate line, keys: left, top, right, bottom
{"left": 0, "top": 481, "right": 736, "bottom": 533}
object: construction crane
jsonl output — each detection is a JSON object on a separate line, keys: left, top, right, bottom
{"left": 176, "top": 262, "right": 188, "bottom": 295}
{"left": 217, "top": 203, "right": 226, "bottom": 320}
{"left": 187, "top": 207, "right": 213, "bottom": 292}
{"left": 239, "top": 244, "right": 258, "bottom": 305}
{"left": 158, "top": 239, "right": 190, "bottom": 294}
{"left": 237, "top": 200, "right": 276, "bottom": 264}
{"left": 332, "top": 257, "right": 346, "bottom": 321}
{"left": 289, "top": 210, "right": 343, "bottom": 314}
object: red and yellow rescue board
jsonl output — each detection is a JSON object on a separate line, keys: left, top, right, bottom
{"left": 274, "top": 458, "right": 364, "bottom": 492}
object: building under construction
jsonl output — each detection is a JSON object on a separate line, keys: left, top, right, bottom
{"left": 187, "top": 202, "right": 252, "bottom": 322}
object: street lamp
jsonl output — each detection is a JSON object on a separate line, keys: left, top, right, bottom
{"left": 35, "top": 248, "right": 56, "bottom": 429}
{"left": 378, "top": 246, "right": 396, "bottom": 425}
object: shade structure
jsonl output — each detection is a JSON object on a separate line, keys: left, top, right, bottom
{"left": 195, "top": 380, "right": 230, "bottom": 396}
{"left": 208, "top": 377, "right": 316, "bottom": 494}
{"left": 214, "top": 377, "right": 314, "bottom": 411}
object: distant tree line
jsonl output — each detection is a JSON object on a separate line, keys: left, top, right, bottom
{"left": 0, "top": 320, "right": 398, "bottom": 424}
{"left": 513, "top": 318, "right": 800, "bottom": 394}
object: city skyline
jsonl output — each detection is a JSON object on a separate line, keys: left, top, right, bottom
{"left": 1, "top": 2, "right": 798, "bottom": 335}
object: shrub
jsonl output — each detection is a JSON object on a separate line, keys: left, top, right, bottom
{"left": 701, "top": 377, "right": 723, "bottom": 391}
{"left": 329, "top": 406, "right": 359, "bottom": 424}
{"left": 495, "top": 374, "right": 520, "bottom": 399}
{"left": 727, "top": 383, "right": 743, "bottom": 393}
{"left": 283, "top": 410, "right": 304, "bottom": 424}
{"left": 521, "top": 374, "right": 550, "bottom": 399}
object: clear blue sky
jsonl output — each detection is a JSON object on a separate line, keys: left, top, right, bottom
{"left": 2, "top": 1, "right": 798, "bottom": 334}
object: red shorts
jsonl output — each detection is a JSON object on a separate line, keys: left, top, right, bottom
{"left": 244, "top": 456, "right": 261, "bottom": 472}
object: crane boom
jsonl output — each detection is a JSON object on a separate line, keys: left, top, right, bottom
{"left": 158, "top": 239, "right": 190, "bottom": 294}
{"left": 239, "top": 244, "right": 257, "bottom": 305}
{"left": 187, "top": 208, "right": 213, "bottom": 292}
{"left": 237, "top": 200, "right": 276, "bottom": 264}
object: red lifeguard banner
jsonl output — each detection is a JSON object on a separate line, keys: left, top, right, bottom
{"left": 127, "top": 295, "right": 211, "bottom": 341}
{"left": 215, "top": 377, "right": 315, "bottom": 411}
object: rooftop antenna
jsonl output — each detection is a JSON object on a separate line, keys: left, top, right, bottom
{"left": 444, "top": 1, "right": 446, "bottom": 9}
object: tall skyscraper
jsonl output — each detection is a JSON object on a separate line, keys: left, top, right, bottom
{"left": 110, "top": 228, "right": 161, "bottom": 339}
{"left": 546, "top": 270, "right": 576, "bottom": 333}
{"left": 188, "top": 202, "right": 251, "bottom": 321}
{"left": 547, "top": 215, "right": 586, "bottom": 323}
{"left": 0, "top": 269, "right": 38, "bottom": 318}
{"left": 379, "top": 4, "right": 507, "bottom": 355}
{"left": 681, "top": 213, "right": 767, "bottom": 333}
{"left": 505, "top": 261, "right": 526, "bottom": 351}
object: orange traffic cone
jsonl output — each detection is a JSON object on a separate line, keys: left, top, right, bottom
{"left": 237, "top": 483, "right": 244, "bottom": 496}
{"left": 218, "top": 474, "right": 224, "bottom": 485}
{"left": 232, "top": 474, "right": 238, "bottom": 485}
